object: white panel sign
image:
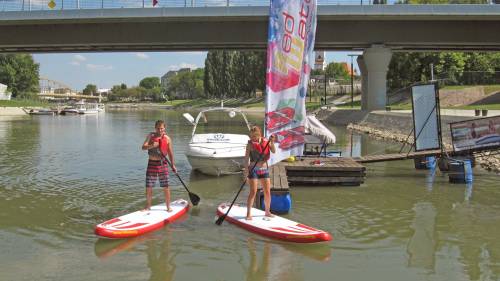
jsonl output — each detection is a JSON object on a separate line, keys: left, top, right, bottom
{"left": 412, "top": 84, "right": 440, "bottom": 151}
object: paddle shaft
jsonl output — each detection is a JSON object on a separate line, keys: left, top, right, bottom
{"left": 157, "top": 137, "right": 200, "bottom": 205}
{"left": 216, "top": 138, "right": 272, "bottom": 225}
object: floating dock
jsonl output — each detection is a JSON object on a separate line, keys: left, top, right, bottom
{"left": 270, "top": 157, "right": 366, "bottom": 188}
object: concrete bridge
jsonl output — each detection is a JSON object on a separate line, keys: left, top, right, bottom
{"left": 1, "top": 4, "right": 500, "bottom": 110}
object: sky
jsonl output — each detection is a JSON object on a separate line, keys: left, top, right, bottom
{"left": 33, "top": 51, "right": 361, "bottom": 92}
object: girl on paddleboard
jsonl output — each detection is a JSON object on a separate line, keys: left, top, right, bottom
{"left": 244, "top": 126, "right": 276, "bottom": 220}
{"left": 142, "top": 120, "right": 177, "bottom": 211}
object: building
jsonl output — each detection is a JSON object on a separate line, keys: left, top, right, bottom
{"left": 161, "top": 68, "right": 192, "bottom": 99}
{"left": 314, "top": 51, "right": 326, "bottom": 71}
{"left": 161, "top": 71, "right": 178, "bottom": 91}
{"left": 0, "top": 83, "right": 11, "bottom": 100}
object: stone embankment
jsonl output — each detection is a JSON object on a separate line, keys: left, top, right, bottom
{"left": 318, "top": 109, "right": 500, "bottom": 173}
{"left": 0, "top": 107, "right": 27, "bottom": 116}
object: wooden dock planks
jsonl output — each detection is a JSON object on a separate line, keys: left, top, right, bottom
{"left": 269, "top": 157, "right": 366, "bottom": 187}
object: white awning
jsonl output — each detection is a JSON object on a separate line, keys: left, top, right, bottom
{"left": 305, "top": 115, "right": 336, "bottom": 144}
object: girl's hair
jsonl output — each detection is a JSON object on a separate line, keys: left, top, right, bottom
{"left": 250, "top": 126, "right": 262, "bottom": 137}
{"left": 155, "top": 120, "right": 165, "bottom": 128}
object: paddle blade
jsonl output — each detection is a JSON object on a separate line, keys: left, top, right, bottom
{"left": 215, "top": 214, "right": 226, "bottom": 226}
{"left": 189, "top": 192, "right": 200, "bottom": 206}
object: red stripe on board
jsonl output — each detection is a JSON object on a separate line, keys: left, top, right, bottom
{"left": 297, "top": 223, "right": 319, "bottom": 231}
{"left": 114, "top": 223, "right": 148, "bottom": 229}
{"left": 270, "top": 227, "right": 310, "bottom": 234}
{"left": 102, "top": 218, "right": 121, "bottom": 225}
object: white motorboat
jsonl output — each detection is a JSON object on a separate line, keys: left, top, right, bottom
{"left": 76, "top": 101, "right": 99, "bottom": 114}
{"left": 183, "top": 106, "right": 251, "bottom": 176}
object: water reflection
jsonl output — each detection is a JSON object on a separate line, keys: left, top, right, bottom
{"left": 244, "top": 237, "right": 331, "bottom": 281}
{"left": 407, "top": 202, "right": 437, "bottom": 272}
{"left": 426, "top": 167, "right": 437, "bottom": 191}
{"left": 146, "top": 234, "right": 177, "bottom": 281}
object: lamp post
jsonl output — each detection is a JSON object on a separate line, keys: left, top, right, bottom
{"left": 323, "top": 73, "right": 327, "bottom": 105}
{"left": 347, "top": 54, "right": 357, "bottom": 108}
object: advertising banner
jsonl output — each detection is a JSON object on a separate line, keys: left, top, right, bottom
{"left": 411, "top": 84, "right": 441, "bottom": 151}
{"left": 450, "top": 116, "right": 500, "bottom": 152}
{"left": 265, "top": 0, "right": 317, "bottom": 165}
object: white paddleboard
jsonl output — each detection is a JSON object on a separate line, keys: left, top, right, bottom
{"left": 217, "top": 203, "right": 332, "bottom": 243}
{"left": 95, "top": 199, "right": 189, "bottom": 238}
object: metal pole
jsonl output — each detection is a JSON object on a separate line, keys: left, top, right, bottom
{"left": 430, "top": 63, "right": 434, "bottom": 81}
{"left": 77, "top": 0, "right": 79, "bottom": 9}
{"left": 324, "top": 74, "right": 327, "bottom": 105}
{"left": 350, "top": 56, "right": 354, "bottom": 108}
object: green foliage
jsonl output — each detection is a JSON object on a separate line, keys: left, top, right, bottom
{"left": 0, "top": 54, "right": 40, "bottom": 98}
{"left": 325, "top": 62, "right": 350, "bottom": 82}
{"left": 387, "top": 52, "right": 500, "bottom": 92}
{"left": 109, "top": 81, "right": 165, "bottom": 102}
{"left": 204, "top": 50, "right": 265, "bottom": 99}
{"left": 82, "top": 84, "right": 97, "bottom": 95}
{"left": 167, "top": 71, "right": 203, "bottom": 99}
{"left": 139, "top": 77, "right": 160, "bottom": 89}
{"left": 0, "top": 99, "right": 48, "bottom": 107}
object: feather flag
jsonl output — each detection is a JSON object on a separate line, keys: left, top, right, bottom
{"left": 265, "top": 0, "right": 317, "bottom": 165}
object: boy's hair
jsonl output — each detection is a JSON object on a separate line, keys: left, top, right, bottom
{"left": 250, "top": 126, "right": 262, "bottom": 137}
{"left": 155, "top": 120, "right": 165, "bottom": 128}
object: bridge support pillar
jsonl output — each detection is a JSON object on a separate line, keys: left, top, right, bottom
{"left": 357, "top": 56, "right": 368, "bottom": 110}
{"left": 360, "top": 45, "right": 392, "bottom": 111}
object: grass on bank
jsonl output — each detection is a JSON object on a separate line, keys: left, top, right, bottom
{"left": 442, "top": 84, "right": 500, "bottom": 95}
{"left": 0, "top": 99, "right": 49, "bottom": 107}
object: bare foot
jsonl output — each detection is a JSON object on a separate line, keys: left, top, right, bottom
{"left": 143, "top": 207, "right": 150, "bottom": 211}
{"left": 245, "top": 216, "right": 253, "bottom": 221}
{"left": 265, "top": 213, "right": 275, "bottom": 218}
{"left": 167, "top": 208, "right": 173, "bottom": 212}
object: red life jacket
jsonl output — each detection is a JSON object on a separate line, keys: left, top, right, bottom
{"left": 150, "top": 133, "right": 169, "bottom": 156}
{"left": 249, "top": 138, "right": 270, "bottom": 162}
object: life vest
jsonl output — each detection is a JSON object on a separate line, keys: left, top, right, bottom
{"left": 249, "top": 138, "right": 270, "bottom": 162}
{"left": 149, "top": 133, "right": 169, "bottom": 156}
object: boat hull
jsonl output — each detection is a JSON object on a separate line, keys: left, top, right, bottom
{"left": 186, "top": 155, "right": 245, "bottom": 176}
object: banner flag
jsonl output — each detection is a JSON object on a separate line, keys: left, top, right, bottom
{"left": 265, "top": 0, "right": 317, "bottom": 165}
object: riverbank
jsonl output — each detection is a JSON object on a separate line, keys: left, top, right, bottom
{"left": 318, "top": 108, "right": 500, "bottom": 173}
{"left": 0, "top": 107, "right": 27, "bottom": 116}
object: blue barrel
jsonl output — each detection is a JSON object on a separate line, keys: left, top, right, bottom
{"left": 426, "top": 156, "right": 437, "bottom": 169}
{"left": 259, "top": 192, "right": 292, "bottom": 214}
{"left": 449, "top": 160, "right": 473, "bottom": 183}
{"left": 414, "top": 156, "right": 436, "bottom": 170}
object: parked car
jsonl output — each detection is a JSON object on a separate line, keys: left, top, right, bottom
{"left": 266, "top": 107, "right": 295, "bottom": 131}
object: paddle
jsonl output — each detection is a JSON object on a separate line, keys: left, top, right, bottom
{"left": 215, "top": 137, "right": 272, "bottom": 226}
{"left": 158, "top": 137, "right": 201, "bottom": 206}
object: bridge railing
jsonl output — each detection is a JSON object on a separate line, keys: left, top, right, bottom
{"left": 1, "top": 0, "right": 495, "bottom": 12}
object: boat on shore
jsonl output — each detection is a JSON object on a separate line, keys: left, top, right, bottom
{"left": 27, "top": 108, "right": 56, "bottom": 115}
{"left": 183, "top": 106, "right": 251, "bottom": 176}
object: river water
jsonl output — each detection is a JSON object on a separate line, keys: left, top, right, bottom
{"left": 1, "top": 109, "right": 499, "bottom": 281}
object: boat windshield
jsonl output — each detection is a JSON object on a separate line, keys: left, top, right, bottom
{"left": 192, "top": 109, "right": 250, "bottom": 136}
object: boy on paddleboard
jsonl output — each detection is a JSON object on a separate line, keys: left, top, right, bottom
{"left": 142, "top": 120, "right": 177, "bottom": 211}
{"left": 244, "top": 126, "right": 276, "bottom": 220}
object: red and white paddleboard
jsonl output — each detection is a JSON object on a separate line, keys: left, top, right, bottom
{"left": 95, "top": 199, "right": 189, "bottom": 239}
{"left": 217, "top": 203, "right": 332, "bottom": 243}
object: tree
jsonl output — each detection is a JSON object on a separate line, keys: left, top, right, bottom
{"left": 167, "top": 70, "right": 204, "bottom": 99}
{"left": 0, "top": 54, "right": 39, "bottom": 98}
{"left": 325, "top": 62, "right": 350, "bottom": 82}
{"left": 82, "top": 84, "right": 97, "bottom": 96}
{"left": 204, "top": 50, "right": 265, "bottom": 99}
{"left": 139, "top": 77, "right": 160, "bottom": 89}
